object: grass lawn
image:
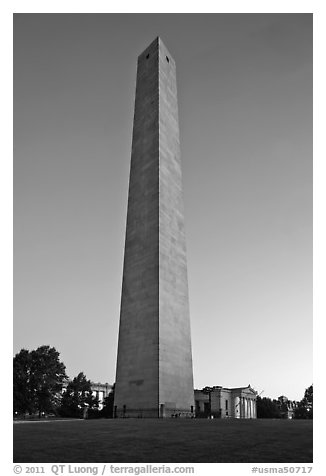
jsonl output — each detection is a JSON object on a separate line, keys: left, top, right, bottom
{"left": 13, "top": 418, "right": 312, "bottom": 463}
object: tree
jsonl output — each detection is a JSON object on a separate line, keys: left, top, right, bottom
{"left": 256, "top": 396, "right": 281, "bottom": 418}
{"left": 59, "top": 372, "right": 99, "bottom": 418}
{"left": 295, "top": 384, "right": 313, "bottom": 419}
{"left": 59, "top": 386, "right": 78, "bottom": 418}
{"left": 303, "top": 385, "right": 313, "bottom": 415}
{"left": 30, "top": 346, "right": 67, "bottom": 416}
{"left": 13, "top": 349, "right": 34, "bottom": 414}
{"left": 13, "top": 346, "right": 67, "bottom": 416}
{"left": 101, "top": 384, "right": 115, "bottom": 418}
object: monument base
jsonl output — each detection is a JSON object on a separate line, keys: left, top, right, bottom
{"left": 114, "top": 405, "right": 194, "bottom": 419}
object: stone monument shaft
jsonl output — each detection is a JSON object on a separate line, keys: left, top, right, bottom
{"left": 114, "top": 37, "right": 194, "bottom": 418}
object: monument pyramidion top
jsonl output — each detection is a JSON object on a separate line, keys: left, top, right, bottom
{"left": 138, "top": 36, "right": 176, "bottom": 68}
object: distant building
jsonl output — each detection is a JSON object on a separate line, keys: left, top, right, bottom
{"left": 90, "top": 382, "right": 113, "bottom": 410}
{"left": 195, "top": 385, "right": 257, "bottom": 418}
{"left": 62, "top": 381, "right": 113, "bottom": 410}
{"left": 277, "top": 395, "right": 296, "bottom": 419}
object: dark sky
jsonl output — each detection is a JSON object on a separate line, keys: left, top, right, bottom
{"left": 14, "top": 13, "right": 312, "bottom": 400}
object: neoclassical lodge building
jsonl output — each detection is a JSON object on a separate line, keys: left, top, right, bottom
{"left": 195, "top": 385, "right": 257, "bottom": 418}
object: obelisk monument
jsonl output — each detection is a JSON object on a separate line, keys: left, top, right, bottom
{"left": 114, "top": 37, "right": 194, "bottom": 418}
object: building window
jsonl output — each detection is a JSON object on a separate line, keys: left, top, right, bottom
{"left": 225, "top": 400, "right": 228, "bottom": 410}
{"left": 146, "top": 54, "right": 150, "bottom": 59}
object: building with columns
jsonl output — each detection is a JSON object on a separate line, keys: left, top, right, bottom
{"left": 62, "top": 381, "right": 112, "bottom": 410}
{"left": 90, "top": 382, "right": 113, "bottom": 410}
{"left": 195, "top": 385, "right": 257, "bottom": 418}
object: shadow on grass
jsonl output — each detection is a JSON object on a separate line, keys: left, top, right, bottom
{"left": 13, "top": 418, "right": 313, "bottom": 463}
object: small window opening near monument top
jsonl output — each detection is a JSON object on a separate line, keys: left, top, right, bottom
{"left": 166, "top": 56, "right": 169, "bottom": 62}
{"left": 146, "top": 54, "right": 150, "bottom": 59}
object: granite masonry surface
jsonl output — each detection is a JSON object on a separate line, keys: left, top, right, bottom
{"left": 114, "top": 37, "right": 194, "bottom": 418}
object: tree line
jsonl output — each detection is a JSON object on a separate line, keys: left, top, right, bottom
{"left": 196, "top": 387, "right": 313, "bottom": 419}
{"left": 13, "top": 346, "right": 114, "bottom": 418}
{"left": 255, "top": 385, "right": 312, "bottom": 419}
{"left": 13, "top": 345, "right": 312, "bottom": 419}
